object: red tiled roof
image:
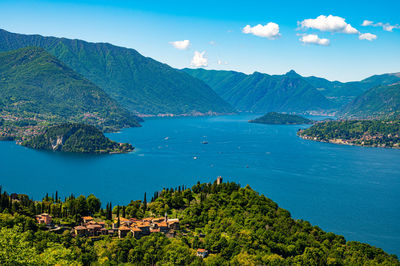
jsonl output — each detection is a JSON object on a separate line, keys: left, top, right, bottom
{"left": 118, "top": 226, "right": 131, "bottom": 231}
{"left": 197, "top": 249, "right": 207, "bottom": 253}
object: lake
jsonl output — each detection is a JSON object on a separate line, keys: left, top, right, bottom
{"left": 0, "top": 114, "right": 399, "bottom": 255}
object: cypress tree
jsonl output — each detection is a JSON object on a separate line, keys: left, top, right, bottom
{"left": 143, "top": 192, "right": 147, "bottom": 212}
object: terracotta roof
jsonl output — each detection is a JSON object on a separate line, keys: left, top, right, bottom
{"left": 100, "top": 228, "right": 108, "bottom": 231}
{"left": 158, "top": 222, "right": 168, "bottom": 227}
{"left": 87, "top": 224, "right": 102, "bottom": 229}
{"left": 131, "top": 227, "right": 142, "bottom": 232}
{"left": 197, "top": 249, "right": 207, "bottom": 253}
{"left": 150, "top": 228, "right": 161, "bottom": 233}
{"left": 118, "top": 226, "right": 131, "bottom": 231}
{"left": 82, "top": 216, "right": 93, "bottom": 220}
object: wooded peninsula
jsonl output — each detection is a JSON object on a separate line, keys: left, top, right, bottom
{"left": 298, "top": 120, "right": 400, "bottom": 148}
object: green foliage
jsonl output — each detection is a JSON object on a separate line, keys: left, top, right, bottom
{"left": 250, "top": 112, "right": 314, "bottom": 125}
{"left": 340, "top": 83, "right": 400, "bottom": 119}
{"left": 0, "top": 29, "right": 234, "bottom": 115}
{"left": 299, "top": 120, "right": 400, "bottom": 148}
{"left": 0, "top": 47, "right": 140, "bottom": 132}
{"left": 184, "top": 68, "right": 335, "bottom": 113}
{"left": 0, "top": 182, "right": 398, "bottom": 265}
{"left": 22, "top": 123, "right": 133, "bottom": 153}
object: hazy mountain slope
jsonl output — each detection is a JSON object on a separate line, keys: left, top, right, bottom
{"left": 305, "top": 73, "right": 400, "bottom": 106}
{"left": 0, "top": 29, "right": 233, "bottom": 115}
{"left": 0, "top": 47, "right": 140, "bottom": 131}
{"left": 340, "top": 83, "right": 400, "bottom": 119}
{"left": 184, "top": 68, "right": 334, "bottom": 113}
{"left": 182, "top": 68, "right": 247, "bottom": 96}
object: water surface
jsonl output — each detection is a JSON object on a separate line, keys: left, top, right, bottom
{"left": 0, "top": 114, "right": 399, "bottom": 255}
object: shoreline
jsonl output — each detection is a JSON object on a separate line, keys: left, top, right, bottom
{"left": 299, "top": 135, "right": 400, "bottom": 149}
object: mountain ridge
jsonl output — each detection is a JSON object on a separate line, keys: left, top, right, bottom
{"left": 0, "top": 46, "right": 140, "bottom": 133}
{"left": 183, "top": 68, "right": 335, "bottom": 114}
{"left": 0, "top": 28, "right": 234, "bottom": 115}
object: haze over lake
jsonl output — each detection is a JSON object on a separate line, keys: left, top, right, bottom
{"left": 1, "top": 114, "right": 399, "bottom": 255}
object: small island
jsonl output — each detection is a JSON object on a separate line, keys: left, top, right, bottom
{"left": 249, "top": 112, "right": 314, "bottom": 125}
{"left": 298, "top": 120, "right": 400, "bottom": 148}
{"left": 21, "top": 123, "right": 133, "bottom": 154}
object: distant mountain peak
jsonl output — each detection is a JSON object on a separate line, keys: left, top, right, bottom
{"left": 285, "top": 69, "right": 300, "bottom": 77}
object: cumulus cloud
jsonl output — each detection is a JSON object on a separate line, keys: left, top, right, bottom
{"left": 242, "top": 22, "right": 281, "bottom": 39}
{"left": 299, "top": 34, "right": 330, "bottom": 46}
{"left": 299, "top": 15, "right": 358, "bottom": 34}
{"left": 191, "top": 51, "right": 208, "bottom": 67}
{"left": 362, "top": 20, "right": 373, "bottom": 26}
{"left": 359, "top": 33, "right": 377, "bottom": 41}
{"left": 170, "top": 40, "right": 190, "bottom": 50}
{"left": 362, "top": 20, "right": 400, "bottom": 32}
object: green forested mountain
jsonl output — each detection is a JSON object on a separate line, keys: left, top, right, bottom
{"left": 184, "top": 68, "right": 334, "bottom": 113}
{"left": 250, "top": 112, "right": 314, "bottom": 125}
{"left": 340, "top": 83, "right": 400, "bottom": 119}
{"left": 305, "top": 73, "right": 400, "bottom": 106}
{"left": 0, "top": 29, "right": 233, "bottom": 115}
{"left": 0, "top": 47, "right": 140, "bottom": 132}
{"left": 22, "top": 123, "right": 133, "bottom": 153}
{"left": 184, "top": 68, "right": 400, "bottom": 113}
{"left": 0, "top": 181, "right": 398, "bottom": 265}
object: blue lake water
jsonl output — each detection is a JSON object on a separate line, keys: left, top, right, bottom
{"left": 0, "top": 114, "right": 399, "bottom": 255}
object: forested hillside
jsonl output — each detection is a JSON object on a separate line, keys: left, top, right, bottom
{"left": 340, "top": 83, "right": 400, "bottom": 119}
{"left": 305, "top": 72, "right": 400, "bottom": 106}
{"left": 22, "top": 123, "right": 133, "bottom": 153}
{"left": 0, "top": 180, "right": 398, "bottom": 265}
{"left": 0, "top": 29, "right": 234, "bottom": 115}
{"left": 184, "top": 68, "right": 334, "bottom": 114}
{"left": 298, "top": 120, "right": 400, "bottom": 148}
{"left": 0, "top": 47, "right": 140, "bottom": 133}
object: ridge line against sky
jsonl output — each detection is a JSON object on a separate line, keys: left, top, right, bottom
{"left": 0, "top": 0, "right": 399, "bottom": 81}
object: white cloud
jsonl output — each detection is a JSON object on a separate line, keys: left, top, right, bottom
{"left": 170, "top": 40, "right": 190, "bottom": 50}
{"left": 299, "top": 34, "right": 330, "bottom": 46}
{"left": 299, "top": 15, "right": 358, "bottom": 34}
{"left": 362, "top": 20, "right": 373, "bottom": 26}
{"left": 191, "top": 51, "right": 208, "bottom": 67}
{"left": 359, "top": 33, "right": 377, "bottom": 41}
{"left": 362, "top": 20, "right": 400, "bottom": 32}
{"left": 242, "top": 22, "right": 281, "bottom": 39}
{"left": 209, "top": 41, "right": 216, "bottom": 45}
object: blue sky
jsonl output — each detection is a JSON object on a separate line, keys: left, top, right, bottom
{"left": 0, "top": 0, "right": 399, "bottom": 81}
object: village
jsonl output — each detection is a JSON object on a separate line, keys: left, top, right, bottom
{"left": 35, "top": 206, "right": 209, "bottom": 258}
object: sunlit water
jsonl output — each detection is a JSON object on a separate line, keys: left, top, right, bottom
{"left": 0, "top": 114, "right": 399, "bottom": 255}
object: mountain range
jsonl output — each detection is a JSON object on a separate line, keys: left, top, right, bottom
{"left": 184, "top": 68, "right": 400, "bottom": 117}
{"left": 0, "top": 29, "right": 233, "bottom": 116}
{"left": 0, "top": 46, "right": 140, "bottom": 131}
{"left": 183, "top": 68, "right": 335, "bottom": 114}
